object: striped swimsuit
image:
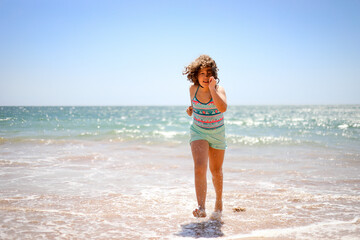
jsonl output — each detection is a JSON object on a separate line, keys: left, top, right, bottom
{"left": 192, "top": 86, "right": 224, "bottom": 129}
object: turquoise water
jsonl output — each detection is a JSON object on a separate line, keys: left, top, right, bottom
{"left": 1, "top": 105, "right": 360, "bottom": 150}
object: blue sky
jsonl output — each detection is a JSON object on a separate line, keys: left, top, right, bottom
{"left": 0, "top": 0, "right": 359, "bottom": 106}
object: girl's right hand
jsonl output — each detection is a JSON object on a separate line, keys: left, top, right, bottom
{"left": 186, "top": 106, "right": 193, "bottom": 116}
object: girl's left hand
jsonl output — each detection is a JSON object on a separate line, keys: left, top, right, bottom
{"left": 209, "top": 76, "right": 216, "bottom": 90}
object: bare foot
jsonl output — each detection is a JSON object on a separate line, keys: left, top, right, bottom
{"left": 193, "top": 207, "right": 206, "bottom": 218}
{"left": 210, "top": 211, "right": 223, "bottom": 221}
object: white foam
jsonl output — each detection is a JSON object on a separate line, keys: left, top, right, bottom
{"left": 338, "top": 124, "right": 349, "bottom": 129}
{"left": 227, "top": 134, "right": 294, "bottom": 145}
{"left": 153, "top": 130, "right": 185, "bottom": 139}
{"left": 225, "top": 120, "right": 244, "bottom": 126}
{"left": 0, "top": 117, "right": 12, "bottom": 121}
{"left": 226, "top": 217, "right": 360, "bottom": 239}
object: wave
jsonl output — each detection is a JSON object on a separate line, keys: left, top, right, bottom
{"left": 1, "top": 106, "right": 359, "bottom": 148}
{"left": 227, "top": 134, "right": 300, "bottom": 146}
{"left": 0, "top": 117, "right": 13, "bottom": 121}
{"left": 0, "top": 133, "right": 323, "bottom": 148}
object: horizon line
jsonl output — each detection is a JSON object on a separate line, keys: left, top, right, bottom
{"left": 1, "top": 104, "right": 360, "bottom": 107}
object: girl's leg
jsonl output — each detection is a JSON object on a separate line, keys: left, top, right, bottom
{"left": 191, "top": 140, "right": 209, "bottom": 217}
{"left": 209, "top": 147, "right": 225, "bottom": 212}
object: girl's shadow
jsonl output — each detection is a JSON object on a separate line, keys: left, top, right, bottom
{"left": 176, "top": 219, "right": 224, "bottom": 238}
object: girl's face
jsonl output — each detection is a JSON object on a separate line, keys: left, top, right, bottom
{"left": 197, "top": 67, "right": 213, "bottom": 87}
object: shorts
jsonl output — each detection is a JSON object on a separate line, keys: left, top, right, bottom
{"left": 190, "top": 124, "right": 227, "bottom": 150}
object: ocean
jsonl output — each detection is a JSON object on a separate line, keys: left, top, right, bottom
{"left": 1, "top": 105, "right": 359, "bottom": 239}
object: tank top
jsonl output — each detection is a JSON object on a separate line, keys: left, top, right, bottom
{"left": 192, "top": 85, "right": 224, "bottom": 129}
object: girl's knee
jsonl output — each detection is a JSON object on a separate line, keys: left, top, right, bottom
{"left": 194, "top": 164, "right": 207, "bottom": 175}
{"left": 210, "top": 167, "right": 223, "bottom": 177}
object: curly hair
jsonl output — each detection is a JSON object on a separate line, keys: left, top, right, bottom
{"left": 183, "top": 55, "right": 219, "bottom": 85}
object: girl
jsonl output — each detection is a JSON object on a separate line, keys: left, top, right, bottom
{"left": 183, "top": 55, "right": 227, "bottom": 218}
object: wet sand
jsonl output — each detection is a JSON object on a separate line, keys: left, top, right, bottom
{"left": 1, "top": 140, "right": 359, "bottom": 239}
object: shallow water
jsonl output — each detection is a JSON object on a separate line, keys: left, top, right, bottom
{"left": 1, "top": 106, "right": 360, "bottom": 239}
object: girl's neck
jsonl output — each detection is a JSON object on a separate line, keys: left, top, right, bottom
{"left": 198, "top": 84, "right": 210, "bottom": 93}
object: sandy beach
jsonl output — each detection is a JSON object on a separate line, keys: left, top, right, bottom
{"left": 1, "top": 142, "right": 359, "bottom": 239}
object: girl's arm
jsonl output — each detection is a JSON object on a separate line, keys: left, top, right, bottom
{"left": 209, "top": 77, "right": 227, "bottom": 113}
{"left": 186, "top": 85, "right": 196, "bottom": 116}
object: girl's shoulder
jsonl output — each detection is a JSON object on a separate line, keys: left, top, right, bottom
{"left": 189, "top": 84, "right": 198, "bottom": 99}
{"left": 216, "top": 85, "right": 226, "bottom": 94}
{"left": 189, "top": 84, "right": 198, "bottom": 93}
{"left": 189, "top": 83, "right": 198, "bottom": 89}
